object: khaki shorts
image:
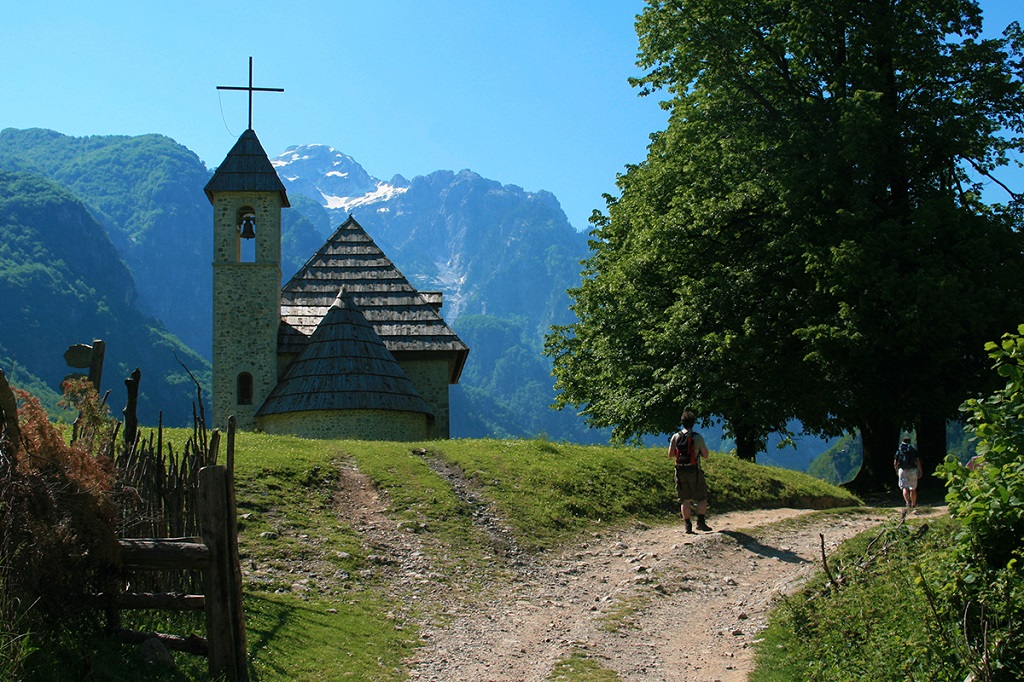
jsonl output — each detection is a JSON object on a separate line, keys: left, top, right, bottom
{"left": 675, "top": 466, "right": 708, "bottom": 503}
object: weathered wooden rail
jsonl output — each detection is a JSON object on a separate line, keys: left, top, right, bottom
{"left": 101, "top": 417, "right": 247, "bottom": 681}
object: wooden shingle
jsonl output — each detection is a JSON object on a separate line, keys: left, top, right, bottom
{"left": 278, "top": 215, "right": 469, "bottom": 381}
{"left": 257, "top": 291, "right": 431, "bottom": 416}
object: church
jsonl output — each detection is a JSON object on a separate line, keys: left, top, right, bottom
{"left": 206, "top": 128, "right": 469, "bottom": 440}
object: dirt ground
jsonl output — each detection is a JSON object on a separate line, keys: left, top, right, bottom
{"left": 330, "top": 460, "right": 939, "bottom": 682}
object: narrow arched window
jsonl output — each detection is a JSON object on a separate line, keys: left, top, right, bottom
{"left": 237, "top": 372, "right": 253, "bottom": 405}
{"left": 237, "top": 207, "right": 257, "bottom": 262}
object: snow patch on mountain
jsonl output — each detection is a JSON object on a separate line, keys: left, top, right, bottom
{"left": 321, "top": 181, "right": 408, "bottom": 211}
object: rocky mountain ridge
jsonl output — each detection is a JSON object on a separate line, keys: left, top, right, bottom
{"left": 272, "top": 144, "right": 410, "bottom": 214}
{"left": 271, "top": 143, "right": 589, "bottom": 332}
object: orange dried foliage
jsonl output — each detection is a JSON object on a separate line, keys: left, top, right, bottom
{"left": 1, "top": 383, "right": 120, "bottom": 623}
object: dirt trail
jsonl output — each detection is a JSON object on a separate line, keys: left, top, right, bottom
{"left": 332, "top": 462, "right": 938, "bottom": 681}
{"left": 406, "top": 506, "right": 944, "bottom": 682}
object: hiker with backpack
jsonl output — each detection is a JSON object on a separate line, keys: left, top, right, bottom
{"left": 893, "top": 436, "right": 923, "bottom": 509}
{"left": 668, "top": 410, "right": 712, "bottom": 534}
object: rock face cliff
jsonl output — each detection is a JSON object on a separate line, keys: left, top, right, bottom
{"left": 272, "top": 144, "right": 590, "bottom": 337}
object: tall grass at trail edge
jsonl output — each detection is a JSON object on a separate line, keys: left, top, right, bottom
{"left": 750, "top": 515, "right": 966, "bottom": 682}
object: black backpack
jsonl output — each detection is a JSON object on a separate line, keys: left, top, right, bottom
{"left": 896, "top": 442, "right": 918, "bottom": 469}
{"left": 674, "top": 431, "right": 698, "bottom": 467}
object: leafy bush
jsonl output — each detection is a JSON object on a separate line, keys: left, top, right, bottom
{"left": 936, "top": 324, "right": 1024, "bottom": 679}
{"left": 752, "top": 517, "right": 960, "bottom": 681}
{"left": 753, "top": 325, "right": 1024, "bottom": 681}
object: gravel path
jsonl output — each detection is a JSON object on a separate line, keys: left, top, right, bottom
{"left": 329, "top": 458, "right": 931, "bottom": 682}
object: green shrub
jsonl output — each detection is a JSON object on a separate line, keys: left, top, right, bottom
{"left": 751, "top": 326, "right": 1024, "bottom": 681}
{"left": 936, "top": 324, "right": 1024, "bottom": 679}
{"left": 752, "top": 517, "right": 964, "bottom": 681}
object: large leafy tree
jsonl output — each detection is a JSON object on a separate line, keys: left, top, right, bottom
{"left": 546, "top": 0, "right": 1024, "bottom": 489}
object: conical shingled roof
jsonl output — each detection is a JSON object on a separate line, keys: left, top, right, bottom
{"left": 256, "top": 290, "right": 431, "bottom": 417}
{"left": 204, "top": 129, "right": 290, "bottom": 206}
{"left": 278, "top": 215, "right": 469, "bottom": 382}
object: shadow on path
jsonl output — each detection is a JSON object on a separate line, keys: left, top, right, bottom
{"left": 719, "top": 530, "right": 811, "bottom": 564}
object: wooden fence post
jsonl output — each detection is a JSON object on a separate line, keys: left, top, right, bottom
{"left": 199, "top": 464, "right": 248, "bottom": 681}
{"left": 225, "top": 417, "right": 248, "bottom": 677}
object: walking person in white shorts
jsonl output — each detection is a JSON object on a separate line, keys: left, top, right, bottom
{"left": 894, "top": 436, "right": 923, "bottom": 509}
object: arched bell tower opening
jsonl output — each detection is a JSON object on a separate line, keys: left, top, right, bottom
{"left": 237, "top": 206, "right": 257, "bottom": 262}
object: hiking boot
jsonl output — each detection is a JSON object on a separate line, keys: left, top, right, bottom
{"left": 696, "top": 516, "right": 712, "bottom": 532}
{"left": 685, "top": 519, "right": 695, "bottom": 534}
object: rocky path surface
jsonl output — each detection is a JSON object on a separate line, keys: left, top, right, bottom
{"left": 333, "top": 461, "right": 933, "bottom": 682}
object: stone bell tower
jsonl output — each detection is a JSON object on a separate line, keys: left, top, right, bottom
{"left": 206, "top": 128, "right": 289, "bottom": 430}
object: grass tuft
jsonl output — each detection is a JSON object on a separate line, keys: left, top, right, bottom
{"left": 549, "top": 648, "right": 623, "bottom": 681}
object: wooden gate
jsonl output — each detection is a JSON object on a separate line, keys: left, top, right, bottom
{"left": 103, "top": 418, "right": 247, "bottom": 681}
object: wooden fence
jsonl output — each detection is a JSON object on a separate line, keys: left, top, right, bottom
{"left": 103, "top": 416, "right": 247, "bottom": 681}
{"left": 114, "top": 371, "right": 217, "bottom": 593}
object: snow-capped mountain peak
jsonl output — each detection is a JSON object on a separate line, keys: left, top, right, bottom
{"left": 271, "top": 144, "right": 407, "bottom": 211}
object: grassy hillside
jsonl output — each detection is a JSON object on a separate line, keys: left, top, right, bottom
{"left": 181, "top": 433, "right": 863, "bottom": 680}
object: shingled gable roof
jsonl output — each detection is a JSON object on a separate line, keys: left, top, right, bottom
{"left": 278, "top": 215, "right": 469, "bottom": 382}
{"left": 204, "top": 129, "right": 290, "bottom": 206}
{"left": 256, "top": 289, "right": 432, "bottom": 417}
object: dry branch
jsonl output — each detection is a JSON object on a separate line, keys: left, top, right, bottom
{"left": 819, "top": 533, "right": 840, "bottom": 590}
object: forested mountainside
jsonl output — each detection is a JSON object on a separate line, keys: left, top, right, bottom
{"left": 0, "top": 128, "right": 214, "bottom": 354}
{"left": 0, "top": 168, "right": 208, "bottom": 424}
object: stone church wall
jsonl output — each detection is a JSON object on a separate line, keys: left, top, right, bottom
{"left": 398, "top": 358, "right": 452, "bottom": 439}
{"left": 258, "top": 409, "right": 429, "bottom": 441}
{"left": 212, "top": 191, "right": 284, "bottom": 430}
{"left": 212, "top": 262, "right": 280, "bottom": 430}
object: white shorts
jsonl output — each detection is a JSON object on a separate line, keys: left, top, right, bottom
{"left": 898, "top": 468, "right": 919, "bottom": 490}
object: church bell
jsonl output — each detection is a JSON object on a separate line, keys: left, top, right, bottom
{"left": 239, "top": 215, "right": 257, "bottom": 239}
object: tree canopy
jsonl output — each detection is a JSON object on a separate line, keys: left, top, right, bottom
{"left": 545, "top": 0, "right": 1024, "bottom": 489}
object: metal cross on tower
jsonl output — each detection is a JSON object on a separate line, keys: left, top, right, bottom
{"left": 216, "top": 57, "right": 284, "bottom": 130}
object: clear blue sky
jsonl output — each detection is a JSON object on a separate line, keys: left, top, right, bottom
{"left": 3, "top": 1, "right": 1020, "bottom": 231}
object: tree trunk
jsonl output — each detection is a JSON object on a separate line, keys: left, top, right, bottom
{"left": 733, "top": 423, "right": 758, "bottom": 462}
{"left": 847, "top": 416, "right": 901, "bottom": 493}
{"left": 915, "top": 413, "right": 947, "bottom": 490}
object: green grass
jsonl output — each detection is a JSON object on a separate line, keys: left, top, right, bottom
{"left": 14, "top": 432, "right": 861, "bottom": 680}
{"left": 245, "top": 592, "right": 412, "bottom": 681}
{"left": 750, "top": 515, "right": 962, "bottom": 682}
{"left": 416, "top": 438, "right": 861, "bottom": 551}
{"left": 549, "top": 649, "right": 623, "bottom": 681}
